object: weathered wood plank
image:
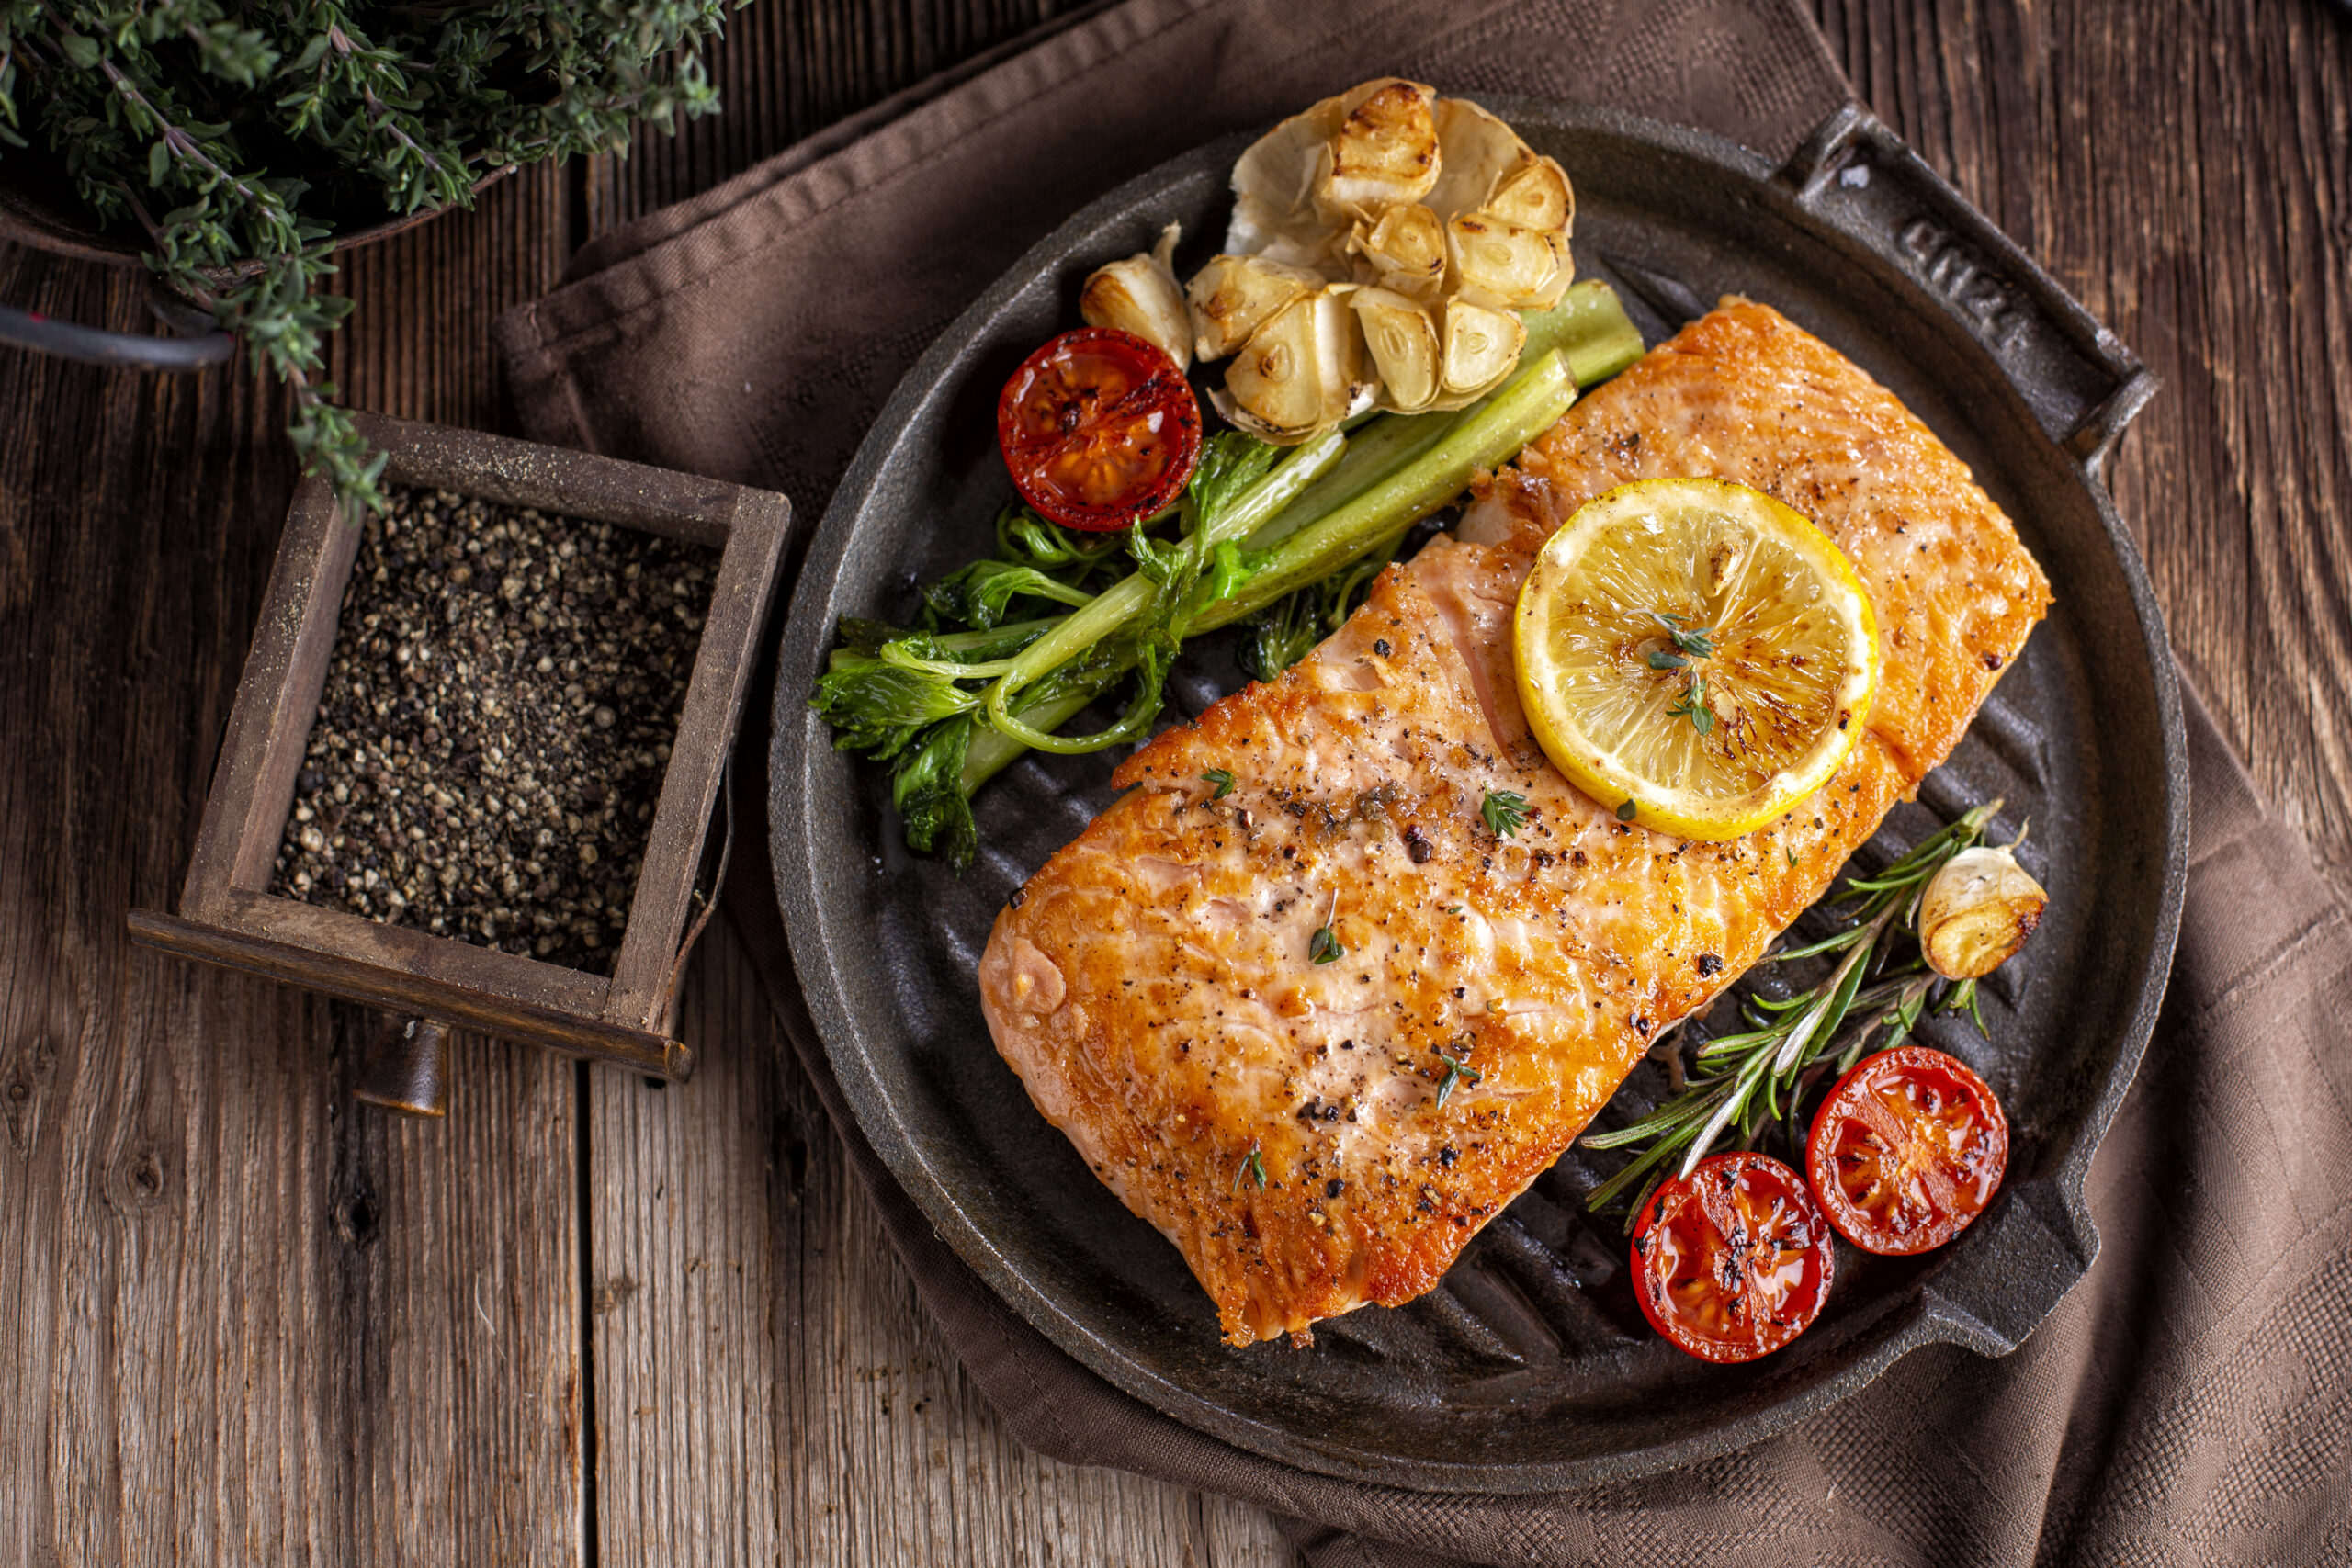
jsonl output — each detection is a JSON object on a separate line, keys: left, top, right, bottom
{"left": 325, "top": 165, "right": 574, "bottom": 435}
{"left": 582, "top": 0, "right": 1097, "bottom": 234}
{"left": 587, "top": 914, "right": 1292, "bottom": 1566}
{"left": 0, "top": 239, "right": 585, "bottom": 1564}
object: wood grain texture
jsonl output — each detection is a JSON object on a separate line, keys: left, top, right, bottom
{"left": 324, "top": 165, "right": 573, "bottom": 435}
{"left": 582, "top": 0, "right": 1102, "bottom": 234}
{"left": 5, "top": 3, "right": 2346, "bottom": 1563}
{"left": 587, "top": 915, "right": 1284, "bottom": 1566}
{"left": 0, "top": 243, "right": 584, "bottom": 1562}
{"left": 1811, "top": 0, "right": 2352, "bottom": 897}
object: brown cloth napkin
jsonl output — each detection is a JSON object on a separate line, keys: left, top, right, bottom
{"left": 494, "top": 3, "right": 2352, "bottom": 1560}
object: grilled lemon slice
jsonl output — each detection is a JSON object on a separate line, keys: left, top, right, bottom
{"left": 1512, "top": 478, "right": 1880, "bottom": 840}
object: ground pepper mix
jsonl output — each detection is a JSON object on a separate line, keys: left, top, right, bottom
{"left": 270, "top": 487, "right": 715, "bottom": 974}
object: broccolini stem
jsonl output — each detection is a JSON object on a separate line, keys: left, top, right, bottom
{"left": 978, "top": 429, "right": 1345, "bottom": 754}
{"left": 952, "top": 285, "right": 1645, "bottom": 791}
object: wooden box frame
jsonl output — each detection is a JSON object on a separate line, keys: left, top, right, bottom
{"left": 130, "top": 412, "right": 790, "bottom": 1097}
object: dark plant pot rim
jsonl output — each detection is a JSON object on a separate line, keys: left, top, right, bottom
{"left": 0, "top": 148, "right": 515, "bottom": 276}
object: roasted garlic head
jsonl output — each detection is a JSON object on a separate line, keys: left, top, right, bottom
{"left": 1078, "top": 81, "right": 1576, "bottom": 445}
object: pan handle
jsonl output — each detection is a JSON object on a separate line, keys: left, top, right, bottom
{"left": 1776, "top": 105, "right": 2157, "bottom": 477}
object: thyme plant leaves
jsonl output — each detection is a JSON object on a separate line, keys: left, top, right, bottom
{"left": 1480, "top": 789, "right": 1528, "bottom": 839}
{"left": 2, "top": 0, "right": 739, "bottom": 511}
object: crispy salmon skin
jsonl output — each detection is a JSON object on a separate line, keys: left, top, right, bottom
{"left": 978, "top": 301, "right": 2050, "bottom": 1347}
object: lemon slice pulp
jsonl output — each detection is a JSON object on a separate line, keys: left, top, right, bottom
{"left": 1512, "top": 478, "right": 1880, "bottom": 840}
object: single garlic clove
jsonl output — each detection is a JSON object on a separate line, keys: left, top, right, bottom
{"left": 1348, "top": 203, "right": 1447, "bottom": 298}
{"left": 1350, "top": 287, "right": 1441, "bottom": 412}
{"left": 1447, "top": 212, "right": 1561, "bottom": 309}
{"left": 1080, "top": 223, "right": 1193, "bottom": 370}
{"left": 1919, "top": 844, "right": 2048, "bottom": 979}
{"left": 1317, "top": 78, "right": 1442, "bottom": 221}
{"left": 1482, "top": 154, "right": 1575, "bottom": 236}
{"left": 1218, "top": 288, "right": 1361, "bottom": 441}
{"left": 1438, "top": 297, "right": 1524, "bottom": 396}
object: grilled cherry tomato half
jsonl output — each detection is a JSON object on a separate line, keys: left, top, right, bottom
{"left": 997, "top": 327, "right": 1201, "bottom": 532}
{"left": 1630, "top": 1152, "right": 1834, "bottom": 1363}
{"left": 1806, "top": 1044, "right": 2008, "bottom": 1255}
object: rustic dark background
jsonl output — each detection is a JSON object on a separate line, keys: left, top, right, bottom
{"left": 1, "top": 1, "right": 2346, "bottom": 1561}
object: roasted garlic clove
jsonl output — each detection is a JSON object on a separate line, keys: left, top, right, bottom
{"left": 1079, "top": 223, "right": 1193, "bottom": 370}
{"left": 1187, "top": 254, "right": 1324, "bottom": 362}
{"left": 1350, "top": 202, "right": 1447, "bottom": 298}
{"left": 1448, "top": 212, "right": 1563, "bottom": 310}
{"left": 1483, "top": 155, "right": 1574, "bottom": 234}
{"left": 1220, "top": 288, "right": 1363, "bottom": 441}
{"left": 1919, "top": 844, "right": 2048, "bottom": 979}
{"left": 1439, "top": 298, "right": 1524, "bottom": 397}
{"left": 1351, "top": 288, "right": 1442, "bottom": 412}
{"left": 1317, "top": 78, "right": 1442, "bottom": 221}
{"left": 1519, "top": 231, "right": 1578, "bottom": 310}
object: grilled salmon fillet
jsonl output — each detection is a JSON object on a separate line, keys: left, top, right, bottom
{"left": 978, "top": 300, "right": 2051, "bottom": 1346}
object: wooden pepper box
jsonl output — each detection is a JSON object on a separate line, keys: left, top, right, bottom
{"left": 129, "top": 412, "right": 790, "bottom": 1113}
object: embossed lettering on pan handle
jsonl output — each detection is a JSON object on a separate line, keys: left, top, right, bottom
{"left": 1777, "top": 105, "right": 2158, "bottom": 476}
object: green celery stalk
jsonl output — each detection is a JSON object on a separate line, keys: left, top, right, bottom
{"left": 1525, "top": 278, "right": 1646, "bottom": 383}
{"left": 1192, "top": 348, "right": 1578, "bottom": 630}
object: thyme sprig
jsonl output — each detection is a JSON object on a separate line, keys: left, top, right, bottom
{"left": 1666, "top": 671, "right": 1713, "bottom": 735}
{"left": 1480, "top": 788, "right": 1528, "bottom": 839}
{"left": 1578, "top": 799, "right": 2007, "bottom": 1226}
{"left": 1434, "top": 1049, "right": 1482, "bottom": 1108}
{"left": 1647, "top": 609, "right": 1716, "bottom": 661}
{"left": 1645, "top": 611, "right": 1718, "bottom": 734}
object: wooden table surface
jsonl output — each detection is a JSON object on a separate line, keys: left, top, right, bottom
{"left": 4, "top": 3, "right": 2346, "bottom": 1562}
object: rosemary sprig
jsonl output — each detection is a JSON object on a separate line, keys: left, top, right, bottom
{"left": 1578, "top": 799, "right": 2007, "bottom": 1226}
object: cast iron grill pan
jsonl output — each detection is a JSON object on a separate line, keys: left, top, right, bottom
{"left": 772, "top": 100, "right": 2186, "bottom": 1493}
